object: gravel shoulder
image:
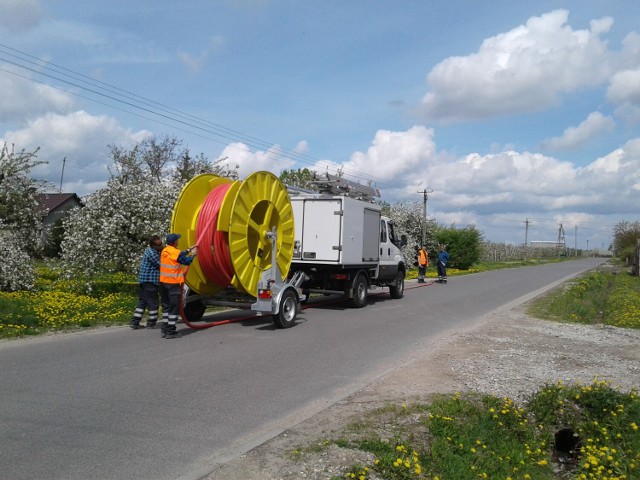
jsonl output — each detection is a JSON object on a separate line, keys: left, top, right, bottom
{"left": 207, "top": 303, "right": 640, "bottom": 480}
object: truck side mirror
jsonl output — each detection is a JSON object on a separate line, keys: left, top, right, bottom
{"left": 400, "top": 235, "right": 408, "bottom": 247}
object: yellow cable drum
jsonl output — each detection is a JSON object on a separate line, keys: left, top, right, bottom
{"left": 170, "top": 171, "right": 295, "bottom": 296}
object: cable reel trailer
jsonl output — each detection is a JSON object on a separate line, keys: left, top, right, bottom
{"left": 170, "top": 171, "right": 303, "bottom": 329}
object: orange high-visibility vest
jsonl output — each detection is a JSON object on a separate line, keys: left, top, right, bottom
{"left": 418, "top": 249, "right": 429, "bottom": 267}
{"left": 159, "top": 245, "right": 185, "bottom": 284}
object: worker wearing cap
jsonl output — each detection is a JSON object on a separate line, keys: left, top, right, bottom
{"left": 417, "top": 245, "right": 429, "bottom": 283}
{"left": 159, "top": 233, "right": 198, "bottom": 339}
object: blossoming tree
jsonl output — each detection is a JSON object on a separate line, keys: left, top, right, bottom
{"left": 59, "top": 136, "right": 237, "bottom": 277}
{"left": 0, "top": 143, "right": 49, "bottom": 291}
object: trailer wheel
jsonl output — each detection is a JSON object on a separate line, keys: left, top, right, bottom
{"left": 273, "top": 289, "right": 298, "bottom": 328}
{"left": 349, "top": 274, "right": 368, "bottom": 308}
{"left": 183, "top": 298, "right": 206, "bottom": 322}
{"left": 389, "top": 270, "right": 405, "bottom": 299}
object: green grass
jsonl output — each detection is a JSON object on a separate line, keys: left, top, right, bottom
{"left": 0, "top": 264, "right": 137, "bottom": 337}
{"left": 0, "top": 263, "right": 244, "bottom": 338}
{"left": 527, "top": 269, "right": 640, "bottom": 329}
{"left": 327, "top": 381, "right": 639, "bottom": 480}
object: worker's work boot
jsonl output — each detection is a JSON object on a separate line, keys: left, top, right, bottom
{"left": 164, "top": 324, "right": 182, "bottom": 339}
{"left": 130, "top": 321, "right": 145, "bottom": 329}
{"left": 160, "top": 323, "right": 168, "bottom": 338}
{"left": 146, "top": 322, "right": 157, "bottom": 329}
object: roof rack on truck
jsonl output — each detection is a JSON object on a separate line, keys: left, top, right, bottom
{"left": 309, "top": 172, "right": 380, "bottom": 202}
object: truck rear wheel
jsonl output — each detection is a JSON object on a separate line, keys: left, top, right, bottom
{"left": 273, "top": 289, "right": 298, "bottom": 328}
{"left": 349, "top": 274, "right": 368, "bottom": 308}
{"left": 389, "top": 270, "right": 405, "bottom": 299}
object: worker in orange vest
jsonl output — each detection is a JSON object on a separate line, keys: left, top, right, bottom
{"left": 417, "top": 245, "right": 429, "bottom": 283}
{"left": 159, "top": 233, "right": 198, "bottom": 339}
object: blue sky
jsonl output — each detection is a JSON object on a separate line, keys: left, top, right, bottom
{"left": 1, "top": 1, "right": 640, "bottom": 250}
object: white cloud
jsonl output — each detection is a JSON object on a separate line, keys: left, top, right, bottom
{"left": 0, "top": 0, "right": 43, "bottom": 33}
{"left": 178, "top": 35, "right": 225, "bottom": 74}
{"left": 607, "top": 68, "right": 640, "bottom": 122}
{"left": 2, "top": 110, "right": 151, "bottom": 194}
{"left": 293, "top": 140, "right": 308, "bottom": 154}
{"left": 0, "top": 64, "right": 76, "bottom": 122}
{"left": 619, "top": 31, "right": 640, "bottom": 69}
{"left": 419, "top": 10, "right": 613, "bottom": 123}
{"left": 294, "top": 126, "right": 437, "bottom": 199}
{"left": 217, "top": 142, "right": 295, "bottom": 178}
{"left": 540, "top": 112, "right": 615, "bottom": 151}
{"left": 608, "top": 69, "right": 640, "bottom": 104}
{"left": 311, "top": 125, "right": 640, "bottom": 235}
{"left": 345, "top": 126, "right": 435, "bottom": 179}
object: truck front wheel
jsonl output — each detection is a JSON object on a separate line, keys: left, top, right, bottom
{"left": 273, "top": 289, "right": 298, "bottom": 328}
{"left": 389, "top": 270, "right": 405, "bottom": 299}
{"left": 349, "top": 274, "right": 368, "bottom": 308}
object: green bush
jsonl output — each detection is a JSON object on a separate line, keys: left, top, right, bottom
{"left": 434, "top": 225, "right": 483, "bottom": 270}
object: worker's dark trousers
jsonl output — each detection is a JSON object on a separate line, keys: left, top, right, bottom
{"left": 418, "top": 265, "right": 427, "bottom": 281}
{"left": 131, "top": 282, "right": 159, "bottom": 327}
{"left": 159, "top": 283, "right": 181, "bottom": 334}
{"left": 437, "top": 261, "right": 447, "bottom": 281}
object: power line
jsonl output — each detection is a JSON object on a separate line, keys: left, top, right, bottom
{"left": 0, "top": 43, "right": 399, "bottom": 190}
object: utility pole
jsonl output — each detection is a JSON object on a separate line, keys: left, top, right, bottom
{"left": 574, "top": 225, "right": 578, "bottom": 257}
{"left": 59, "top": 156, "right": 67, "bottom": 192}
{"left": 417, "top": 188, "right": 432, "bottom": 245}
{"left": 523, "top": 218, "right": 531, "bottom": 247}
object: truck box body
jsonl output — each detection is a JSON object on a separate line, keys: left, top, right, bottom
{"left": 290, "top": 195, "right": 381, "bottom": 266}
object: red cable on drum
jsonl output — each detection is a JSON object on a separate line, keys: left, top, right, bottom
{"left": 195, "top": 183, "right": 234, "bottom": 287}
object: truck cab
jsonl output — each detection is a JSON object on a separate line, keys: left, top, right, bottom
{"left": 379, "top": 216, "right": 405, "bottom": 281}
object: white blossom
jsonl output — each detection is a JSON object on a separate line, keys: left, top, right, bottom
{"left": 0, "top": 219, "right": 35, "bottom": 291}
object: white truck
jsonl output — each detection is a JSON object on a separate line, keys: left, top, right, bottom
{"left": 289, "top": 192, "right": 407, "bottom": 308}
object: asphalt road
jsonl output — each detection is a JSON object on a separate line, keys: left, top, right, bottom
{"left": 0, "top": 258, "right": 606, "bottom": 480}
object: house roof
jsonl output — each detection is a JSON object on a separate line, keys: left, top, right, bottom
{"left": 36, "top": 193, "right": 82, "bottom": 214}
